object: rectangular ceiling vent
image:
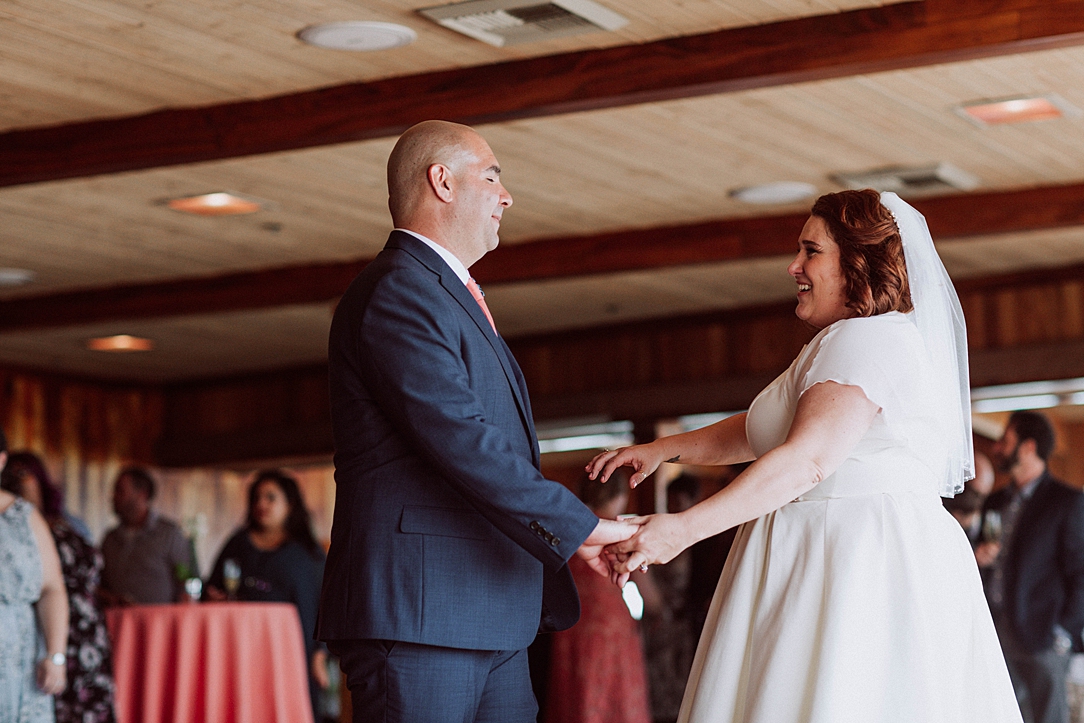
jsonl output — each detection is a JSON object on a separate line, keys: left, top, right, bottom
{"left": 418, "top": 0, "right": 628, "bottom": 47}
{"left": 832, "top": 162, "right": 980, "bottom": 196}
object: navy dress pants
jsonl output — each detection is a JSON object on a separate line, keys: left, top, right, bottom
{"left": 329, "top": 639, "right": 537, "bottom": 723}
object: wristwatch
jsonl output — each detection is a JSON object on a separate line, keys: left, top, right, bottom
{"left": 49, "top": 652, "right": 66, "bottom": 666}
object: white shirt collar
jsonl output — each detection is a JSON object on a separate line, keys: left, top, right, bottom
{"left": 395, "top": 229, "right": 471, "bottom": 285}
{"left": 1018, "top": 471, "right": 1045, "bottom": 500}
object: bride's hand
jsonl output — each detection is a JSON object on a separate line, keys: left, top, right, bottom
{"left": 586, "top": 442, "right": 668, "bottom": 488}
{"left": 606, "top": 513, "right": 691, "bottom": 578}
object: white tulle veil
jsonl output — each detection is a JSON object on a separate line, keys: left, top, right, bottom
{"left": 879, "top": 191, "right": 973, "bottom": 496}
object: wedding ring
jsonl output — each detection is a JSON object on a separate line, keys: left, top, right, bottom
{"left": 639, "top": 563, "right": 649, "bottom": 573}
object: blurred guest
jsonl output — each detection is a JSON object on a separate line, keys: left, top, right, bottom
{"left": 684, "top": 465, "right": 743, "bottom": 643}
{"left": 0, "top": 430, "right": 69, "bottom": 722}
{"left": 0, "top": 454, "right": 91, "bottom": 542}
{"left": 100, "top": 466, "right": 194, "bottom": 606}
{"left": 944, "top": 451, "right": 995, "bottom": 547}
{"left": 2, "top": 452, "right": 116, "bottom": 723}
{"left": 545, "top": 470, "right": 650, "bottom": 723}
{"left": 979, "top": 411, "right": 1084, "bottom": 723}
{"left": 642, "top": 475, "right": 698, "bottom": 723}
{"left": 205, "top": 469, "right": 328, "bottom": 721}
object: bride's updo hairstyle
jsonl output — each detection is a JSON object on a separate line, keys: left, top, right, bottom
{"left": 811, "top": 189, "right": 913, "bottom": 317}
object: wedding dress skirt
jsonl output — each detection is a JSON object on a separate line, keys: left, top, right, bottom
{"left": 678, "top": 314, "right": 1022, "bottom": 723}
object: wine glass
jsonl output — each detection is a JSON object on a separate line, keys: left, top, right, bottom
{"left": 981, "top": 510, "right": 1002, "bottom": 544}
{"left": 183, "top": 577, "right": 203, "bottom": 603}
{"left": 223, "top": 559, "right": 241, "bottom": 601}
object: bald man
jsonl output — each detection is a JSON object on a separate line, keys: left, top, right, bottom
{"left": 317, "top": 121, "right": 635, "bottom": 723}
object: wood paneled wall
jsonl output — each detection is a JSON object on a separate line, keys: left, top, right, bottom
{"left": 156, "top": 365, "right": 331, "bottom": 467}
{"left": 1052, "top": 418, "right": 1084, "bottom": 491}
{"left": 959, "top": 266, "right": 1084, "bottom": 386}
{"left": 0, "top": 367, "right": 162, "bottom": 463}
{"left": 511, "top": 304, "right": 815, "bottom": 421}
{"left": 4, "top": 266, "right": 1084, "bottom": 474}
{"left": 0, "top": 367, "right": 163, "bottom": 539}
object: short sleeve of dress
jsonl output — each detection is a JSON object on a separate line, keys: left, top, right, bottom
{"left": 799, "top": 315, "right": 916, "bottom": 420}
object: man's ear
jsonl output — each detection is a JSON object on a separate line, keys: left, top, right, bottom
{"left": 427, "top": 163, "right": 455, "bottom": 203}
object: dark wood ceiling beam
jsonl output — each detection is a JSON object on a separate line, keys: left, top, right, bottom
{"left": 0, "top": 260, "right": 366, "bottom": 333}
{"left": 3, "top": 0, "right": 1084, "bottom": 187}
{"left": 3, "top": 180, "right": 1084, "bottom": 332}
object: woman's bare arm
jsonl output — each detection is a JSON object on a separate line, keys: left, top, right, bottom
{"left": 29, "top": 508, "right": 68, "bottom": 695}
{"left": 587, "top": 413, "right": 754, "bottom": 488}
{"left": 609, "top": 382, "right": 879, "bottom": 577}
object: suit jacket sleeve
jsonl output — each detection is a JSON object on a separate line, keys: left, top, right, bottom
{"left": 1058, "top": 489, "right": 1084, "bottom": 649}
{"left": 357, "top": 266, "right": 598, "bottom": 570}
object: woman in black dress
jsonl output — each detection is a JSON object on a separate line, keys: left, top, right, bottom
{"left": 205, "top": 469, "right": 328, "bottom": 720}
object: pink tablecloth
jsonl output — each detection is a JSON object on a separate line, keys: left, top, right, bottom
{"left": 106, "top": 602, "right": 314, "bottom": 723}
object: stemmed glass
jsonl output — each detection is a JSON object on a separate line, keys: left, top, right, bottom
{"left": 223, "top": 559, "right": 241, "bottom": 601}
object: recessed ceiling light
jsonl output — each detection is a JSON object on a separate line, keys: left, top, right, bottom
{"left": 729, "top": 181, "right": 818, "bottom": 205}
{"left": 298, "top": 21, "right": 417, "bottom": 51}
{"left": 0, "top": 268, "right": 35, "bottom": 287}
{"left": 166, "top": 192, "right": 262, "bottom": 216}
{"left": 86, "top": 335, "right": 155, "bottom": 352}
{"left": 958, "top": 94, "right": 1080, "bottom": 125}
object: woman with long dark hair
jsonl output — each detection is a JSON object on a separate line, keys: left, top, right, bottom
{"left": 205, "top": 469, "right": 328, "bottom": 720}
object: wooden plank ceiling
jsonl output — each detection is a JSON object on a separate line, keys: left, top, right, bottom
{"left": 3, "top": 0, "right": 1084, "bottom": 383}
{"left": 2, "top": 0, "right": 886, "bottom": 132}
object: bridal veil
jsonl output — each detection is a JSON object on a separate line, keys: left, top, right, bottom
{"left": 879, "top": 191, "right": 973, "bottom": 496}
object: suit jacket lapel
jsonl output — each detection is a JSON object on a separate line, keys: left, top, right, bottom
{"left": 500, "top": 335, "right": 541, "bottom": 468}
{"left": 1013, "top": 472, "right": 1054, "bottom": 550}
{"left": 388, "top": 232, "right": 536, "bottom": 445}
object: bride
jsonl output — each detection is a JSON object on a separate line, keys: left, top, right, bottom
{"left": 588, "top": 190, "right": 1022, "bottom": 723}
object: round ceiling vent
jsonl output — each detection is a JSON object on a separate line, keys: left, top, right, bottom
{"left": 298, "top": 22, "right": 417, "bottom": 51}
{"left": 729, "top": 181, "right": 818, "bottom": 205}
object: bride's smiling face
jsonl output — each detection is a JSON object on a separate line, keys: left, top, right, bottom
{"left": 788, "top": 216, "right": 852, "bottom": 329}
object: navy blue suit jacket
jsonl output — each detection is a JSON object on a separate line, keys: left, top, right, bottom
{"left": 317, "top": 231, "right": 599, "bottom": 651}
{"left": 983, "top": 471, "right": 1084, "bottom": 653}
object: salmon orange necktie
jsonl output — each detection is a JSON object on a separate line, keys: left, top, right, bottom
{"left": 467, "top": 278, "right": 498, "bottom": 336}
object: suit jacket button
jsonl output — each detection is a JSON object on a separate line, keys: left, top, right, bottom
{"left": 552, "top": 537, "right": 561, "bottom": 546}
{"left": 530, "top": 521, "right": 540, "bottom": 531}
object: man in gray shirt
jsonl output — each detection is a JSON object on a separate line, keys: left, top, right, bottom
{"left": 100, "top": 466, "right": 194, "bottom": 605}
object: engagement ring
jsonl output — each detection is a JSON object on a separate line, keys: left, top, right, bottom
{"left": 639, "top": 563, "right": 649, "bottom": 573}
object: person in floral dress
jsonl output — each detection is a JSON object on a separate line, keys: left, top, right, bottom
{"left": 3, "top": 452, "right": 116, "bottom": 723}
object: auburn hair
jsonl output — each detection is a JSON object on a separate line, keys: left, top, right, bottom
{"left": 810, "top": 189, "right": 913, "bottom": 317}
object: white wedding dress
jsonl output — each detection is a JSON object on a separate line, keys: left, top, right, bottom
{"left": 678, "top": 311, "right": 1023, "bottom": 723}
